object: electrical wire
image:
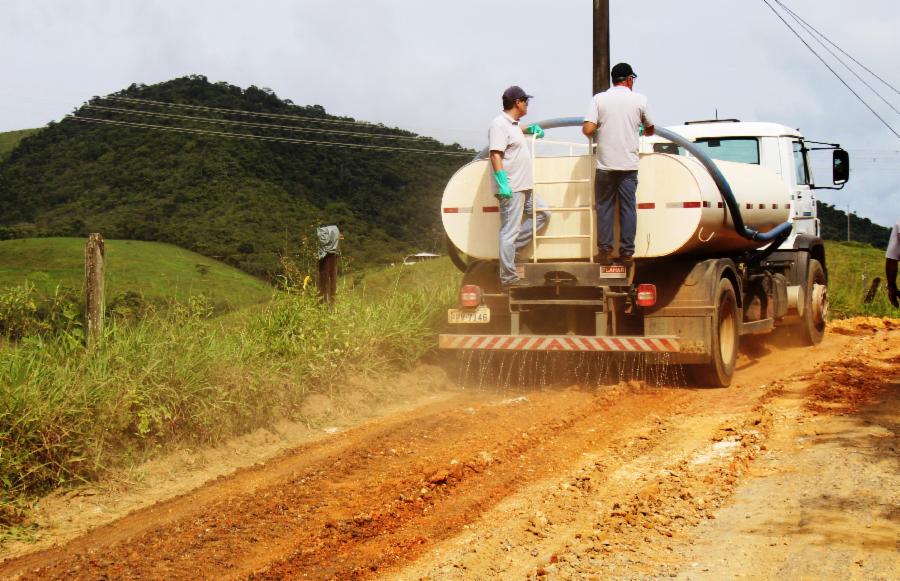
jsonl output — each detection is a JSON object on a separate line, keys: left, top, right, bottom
{"left": 84, "top": 104, "right": 440, "bottom": 142}
{"left": 775, "top": 0, "right": 900, "bottom": 98}
{"left": 66, "top": 115, "right": 474, "bottom": 157}
{"left": 775, "top": 1, "right": 900, "bottom": 116}
{"left": 105, "top": 95, "right": 387, "bottom": 128}
{"left": 761, "top": 0, "right": 900, "bottom": 141}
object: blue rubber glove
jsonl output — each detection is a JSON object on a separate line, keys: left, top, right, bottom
{"left": 494, "top": 169, "right": 513, "bottom": 199}
{"left": 524, "top": 123, "right": 545, "bottom": 139}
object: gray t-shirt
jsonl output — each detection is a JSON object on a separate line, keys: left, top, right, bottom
{"left": 488, "top": 112, "right": 533, "bottom": 192}
{"left": 584, "top": 86, "right": 653, "bottom": 171}
{"left": 887, "top": 220, "right": 900, "bottom": 260}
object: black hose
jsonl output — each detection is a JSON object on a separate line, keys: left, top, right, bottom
{"left": 653, "top": 127, "right": 794, "bottom": 243}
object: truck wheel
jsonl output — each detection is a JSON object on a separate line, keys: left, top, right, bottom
{"left": 690, "top": 277, "right": 739, "bottom": 387}
{"left": 799, "top": 259, "right": 827, "bottom": 345}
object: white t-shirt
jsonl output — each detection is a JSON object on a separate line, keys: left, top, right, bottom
{"left": 584, "top": 86, "right": 653, "bottom": 171}
{"left": 488, "top": 112, "right": 533, "bottom": 192}
{"left": 887, "top": 220, "right": 900, "bottom": 260}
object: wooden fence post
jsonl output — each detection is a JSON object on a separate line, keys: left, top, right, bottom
{"left": 85, "top": 233, "right": 105, "bottom": 346}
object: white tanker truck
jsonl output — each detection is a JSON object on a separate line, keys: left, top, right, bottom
{"left": 439, "top": 118, "right": 850, "bottom": 386}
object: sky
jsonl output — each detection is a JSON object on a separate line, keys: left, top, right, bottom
{"left": 1, "top": 0, "right": 898, "bottom": 227}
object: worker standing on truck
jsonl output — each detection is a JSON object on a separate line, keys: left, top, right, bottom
{"left": 489, "top": 85, "right": 549, "bottom": 289}
{"left": 582, "top": 62, "right": 654, "bottom": 266}
{"left": 887, "top": 218, "right": 900, "bottom": 307}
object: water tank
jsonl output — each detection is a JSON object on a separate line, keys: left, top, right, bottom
{"left": 441, "top": 153, "right": 791, "bottom": 260}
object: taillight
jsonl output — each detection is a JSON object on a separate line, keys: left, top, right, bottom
{"left": 459, "top": 284, "right": 482, "bottom": 308}
{"left": 636, "top": 284, "right": 657, "bottom": 307}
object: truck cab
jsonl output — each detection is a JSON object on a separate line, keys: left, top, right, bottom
{"left": 641, "top": 120, "right": 832, "bottom": 242}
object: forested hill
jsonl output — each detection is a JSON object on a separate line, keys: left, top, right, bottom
{"left": 0, "top": 76, "right": 472, "bottom": 277}
{"left": 818, "top": 202, "right": 891, "bottom": 249}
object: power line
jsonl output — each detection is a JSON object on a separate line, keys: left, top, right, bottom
{"left": 775, "top": 1, "right": 900, "bottom": 99}
{"left": 84, "top": 104, "right": 440, "bottom": 142}
{"left": 776, "top": 1, "right": 900, "bottom": 116}
{"left": 761, "top": 0, "right": 900, "bottom": 141}
{"left": 104, "top": 95, "right": 388, "bottom": 129}
{"left": 66, "top": 115, "right": 473, "bottom": 157}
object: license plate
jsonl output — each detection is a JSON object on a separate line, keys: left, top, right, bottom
{"left": 448, "top": 306, "right": 491, "bottom": 324}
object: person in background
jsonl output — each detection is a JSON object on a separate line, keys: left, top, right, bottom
{"left": 582, "top": 62, "right": 654, "bottom": 266}
{"left": 886, "top": 218, "right": 899, "bottom": 307}
{"left": 489, "top": 85, "right": 549, "bottom": 290}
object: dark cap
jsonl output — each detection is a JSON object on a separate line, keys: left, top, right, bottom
{"left": 611, "top": 62, "right": 637, "bottom": 80}
{"left": 502, "top": 85, "right": 533, "bottom": 103}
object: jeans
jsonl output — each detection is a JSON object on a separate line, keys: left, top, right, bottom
{"left": 595, "top": 169, "right": 638, "bottom": 257}
{"left": 499, "top": 189, "right": 550, "bottom": 285}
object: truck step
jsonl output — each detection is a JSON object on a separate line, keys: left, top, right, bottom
{"left": 739, "top": 318, "right": 775, "bottom": 335}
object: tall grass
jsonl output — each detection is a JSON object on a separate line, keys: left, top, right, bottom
{"left": 825, "top": 241, "right": 896, "bottom": 319}
{"left": 0, "top": 261, "right": 458, "bottom": 522}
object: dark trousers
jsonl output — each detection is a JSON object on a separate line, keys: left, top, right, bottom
{"left": 595, "top": 169, "right": 639, "bottom": 257}
{"left": 317, "top": 253, "right": 337, "bottom": 305}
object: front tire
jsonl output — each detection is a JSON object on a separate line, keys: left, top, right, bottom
{"left": 799, "top": 258, "right": 827, "bottom": 345}
{"left": 690, "top": 277, "right": 739, "bottom": 387}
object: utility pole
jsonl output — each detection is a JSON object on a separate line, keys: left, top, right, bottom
{"left": 847, "top": 204, "right": 851, "bottom": 242}
{"left": 593, "top": 0, "right": 610, "bottom": 95}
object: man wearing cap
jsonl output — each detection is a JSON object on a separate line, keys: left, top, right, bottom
{"left": 582, "top": 62, "right": 654, "bottom": 266}
{"left": 886, "top": 217, "right": 900, "bottom": 308}
{"left": 489, "top": 85, "right": 549, "bottom": 289}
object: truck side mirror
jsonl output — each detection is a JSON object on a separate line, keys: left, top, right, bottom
{"left": 833, "top": 149, "right": 849, "bottom": 185}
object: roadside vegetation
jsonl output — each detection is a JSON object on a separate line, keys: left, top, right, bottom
{"left": 0, "top": 256, "right": 459, "bottom": 531}
{"left": 825, "top": 240, "right": 896, "bottom": 318}
{"left": 0, "top": 238, "right": 894, "bottom": 535}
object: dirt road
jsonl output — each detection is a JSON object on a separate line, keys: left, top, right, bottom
{"left": 1, "top": 318, "right": 898, "bottom": 580}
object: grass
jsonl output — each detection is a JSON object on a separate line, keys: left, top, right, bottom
{"left": 0, "top": 257, "right": 461, "bottom": 527}
{"left": 0, "top": 240, "right": 890, "bottom": 532}
{"left": 0, "top": 128, "right": 39, "bottom": 161}
{"left": 0, "top": 238, "right": 272, "bottom": 312}
{"left": 825, "top": 240, "right": 896, "bottom": 319}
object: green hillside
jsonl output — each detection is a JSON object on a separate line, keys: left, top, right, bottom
{"left": 0, "top": 237, "right": 272, "bottom": 310}
{"left": 0, "top": 129, "right": 39, "bottom": 162}
{"left": 0, "top": 76, "right": 470, "bottom": 279}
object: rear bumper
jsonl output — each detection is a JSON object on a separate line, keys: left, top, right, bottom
{"left": 438, "top": 334, "right": 680, "bottom": 352}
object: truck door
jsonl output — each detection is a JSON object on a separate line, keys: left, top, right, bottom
{"left": 786, "top": 137, "right": 818, "bottom": 237}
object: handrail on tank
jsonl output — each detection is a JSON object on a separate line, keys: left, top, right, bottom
{"left": 475, "top": 117, "right": 793, "bottom": 244}
{"left": 474, "top": 117, "right": 585, "bottom": 160}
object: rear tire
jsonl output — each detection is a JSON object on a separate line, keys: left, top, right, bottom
{"left": 799, "top": 258, "right": 827, "bottom": 345}
{"left": 690, "top": 277, "right": 739, "bottom": 387}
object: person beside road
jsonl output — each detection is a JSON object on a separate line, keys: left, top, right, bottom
{"left": 887, "top": 218, "right": 899, "bottom": 307}
{"left": 582, "top": 62, "right": 654, "bottom": 266}
{"left": 489, "top": 85, "right": 549, "bottom": 289}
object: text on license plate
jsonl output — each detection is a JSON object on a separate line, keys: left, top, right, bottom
{"left": 448, "top": 307, "right": 491, "bottom": 324}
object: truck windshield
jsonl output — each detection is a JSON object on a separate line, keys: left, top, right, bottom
{"left": 691, "top": 138, "right": 760, "bottom": 164}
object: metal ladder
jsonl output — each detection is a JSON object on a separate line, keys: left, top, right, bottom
{"left": 529, "top": 136, "right": 597, "bottom": 263}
